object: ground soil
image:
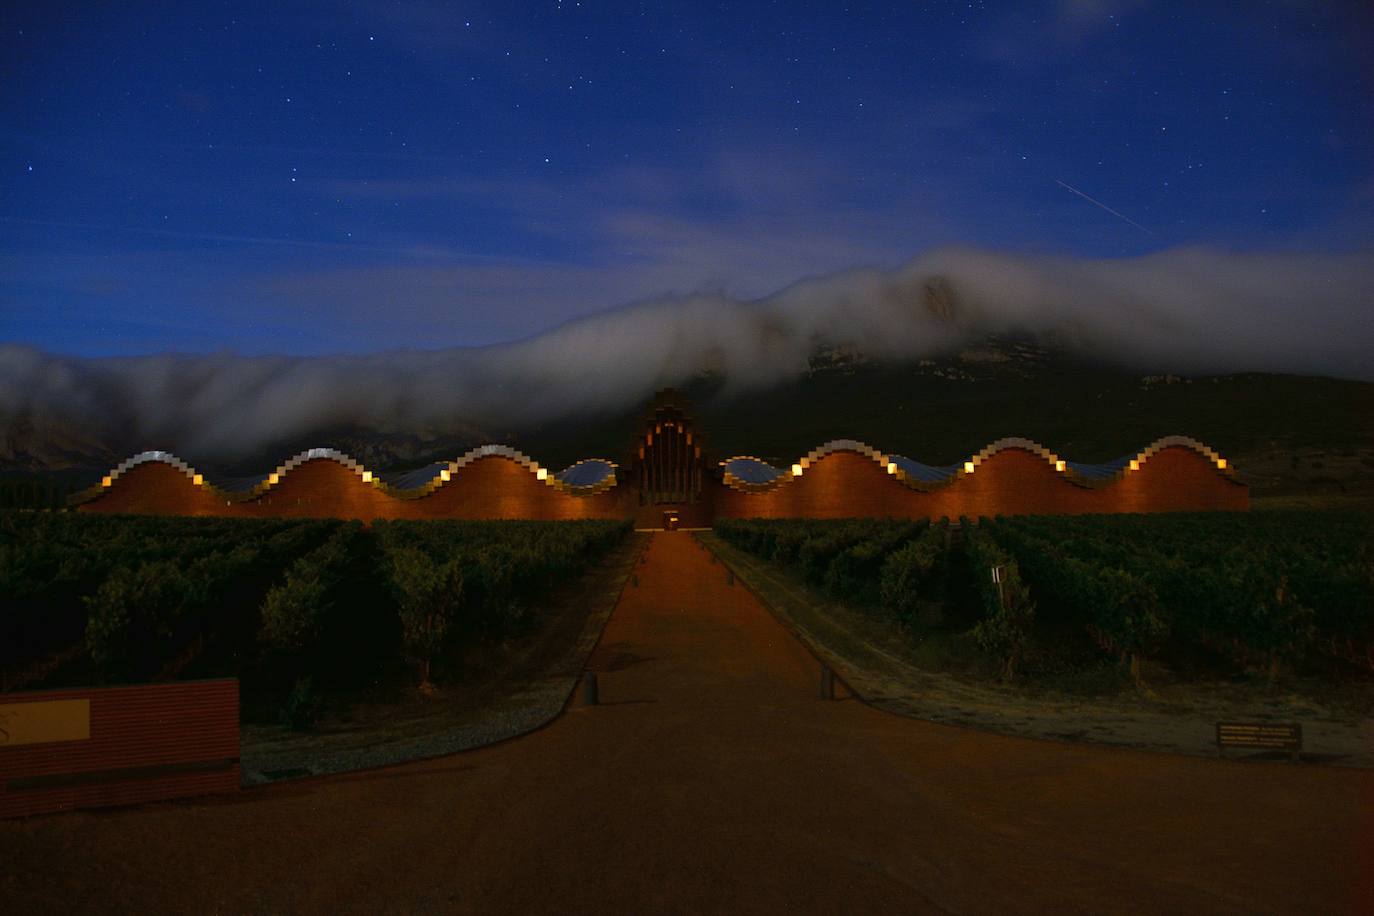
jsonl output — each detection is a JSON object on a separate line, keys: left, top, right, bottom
{"left": 3, "top": 531, "right": 1373, "bottom": 914}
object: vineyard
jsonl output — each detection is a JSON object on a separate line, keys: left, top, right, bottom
{"left": 714, "top": 511, "right": 1374, "bottom": 689}
{"left": 0, "top": 511, "right": 630, "bottom": 723}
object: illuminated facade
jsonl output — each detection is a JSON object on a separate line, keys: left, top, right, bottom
{"left": 73, "top": 391, "right": 1248, "bottom": 522}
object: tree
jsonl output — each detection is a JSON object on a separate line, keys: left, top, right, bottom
{"left": 388, "top": 546, "right": 463, "bottom": 692}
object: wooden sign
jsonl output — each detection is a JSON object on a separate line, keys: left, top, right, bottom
{"left": 0, "top": 699, "right": 91, "bottom": 747}
{"left": 1216, "top": 722, "right": 1302, "bottom": 760}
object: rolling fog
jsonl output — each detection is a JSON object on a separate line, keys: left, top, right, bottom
{"left": 2, "top": 246, "right": 1370, "bottom": 459}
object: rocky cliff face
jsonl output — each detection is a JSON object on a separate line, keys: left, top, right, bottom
{"left": 922, "top": 275, "right": 959, "bottom": 324}
{"left": 0, "top": 410, "right": 118, "bottom": 472}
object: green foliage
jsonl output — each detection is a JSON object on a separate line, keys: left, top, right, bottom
{"left": 878, "top": 529, "right": 945, "bottom": 627}
{"left": 84, "top": 559, "right": 207, "bottom": 678}
{"left": 966, "top": 529, "right": 1035, "bottom": 680}
{"left": 259, "top": 526, "right": 356, "bottom": 652}
{"left": 2, "top": 511, "right": 631, "bottom": 710}
{"left": 718, "top": 510, "right": 1373, "bottom": 684}
{"left": 984, "top": 511, "right": 1373, "bottom": 678}
{"left": 374, "top": 517, "right": 629, "bottom": 648}
{"left": 716, "top": 517, "right": 929, "bottom": 609}
{"left": 388, "top": 545, "right": 462, "bottom": 686}
{"left": 279, "top": 675, "right": 321, "bottom": 731}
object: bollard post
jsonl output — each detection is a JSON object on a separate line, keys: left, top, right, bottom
{"left": 582, "top": 671, "right": 599, "bottom": 706}
{"left": 820, "top": 665, "right": 834, "bottom": 700}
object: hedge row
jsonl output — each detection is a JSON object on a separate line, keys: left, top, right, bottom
{"left": 714, "top": 517, "right": 940, "bottom": 623}
{"left": 0, "top": 513, "right": 632, "bottom": 714}
{"left": 714, "top": 512, "right": 1373, "bottom": 683}
{"left": 984, "top": 513, "right": 1374, "bottom": 678}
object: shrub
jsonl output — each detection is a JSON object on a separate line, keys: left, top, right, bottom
{"left": 279, "top": 675, "right": 321, "bottom": 731}
{"left": 879, "top": 532, "right": 945, "bottom": 627}
{"left": 389, "top": 546, "right": 463, "bottom": 689}
{"left": 84, "top": 560, "right": 205, "bottom": 679}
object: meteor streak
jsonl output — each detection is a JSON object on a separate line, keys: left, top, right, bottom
{"left": 1055, "top": 179, "right": 1153, "bottom": 234}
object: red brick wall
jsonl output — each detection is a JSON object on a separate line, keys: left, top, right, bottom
{"left": 80, "top": 446, "right": 1245, "bottom": 522}
{"left": 79, "top": 462, "right": 243, "bottom": 517}
{"left": 713, "top": 447, "right": 1247, "bottom": 520}
{"left": 81, "top": 456, "right": 633, "bottom": 521}
{"left": 393, "top": 456, "right": 630, "bottom": 521}
{"left": 247, "top": 459, "right": 392, "bottom": 519}
{"left": 1, "top": 679, "right": 239, "bottom": 818}
{"left": 1114, "top": 446, "right": 1249, "bottom": 513}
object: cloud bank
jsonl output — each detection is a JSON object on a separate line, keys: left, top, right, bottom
{"left": 2, "top": 246, "right": 1371, "bottom": 461}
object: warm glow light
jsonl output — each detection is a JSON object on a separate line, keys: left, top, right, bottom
{"left": 362, "top": 470, "right": 373, "bottom": 483}
{"left": 791, "top": 464, "right": 803, "bottom": 476}
{"left": 193, "top": 474, "right": 204, "bottom": 486}
{"left": 1129, "top": 459, "right": 1140, "bottom": 471}
{"left": 964, "top": 461, "right": 975, "bottom": 474}
{"left": 1216, "top": 458, "right": 1227, "bottom": 469}
{"left": 537, "top": 468, "right": 548, "bottom": 480}
{"left": 268, "top": 473, "right": 279, "bottom": 485}
{"left": 101, "top": 476, "right": 112, "bottom": 487}
{"left": 1055, "top": 460, "right": 1065, "bottom": 472}
{"left": 439, "top": 469, "right": 450, "bottom": 482}
{"left": 887, "top": 462, "right": 897, "bottom": 474}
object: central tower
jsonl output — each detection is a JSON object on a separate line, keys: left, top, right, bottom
{"left": 631, "top": 389, "right": 709, "bottom": 525}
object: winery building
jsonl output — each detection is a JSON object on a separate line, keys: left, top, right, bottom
{"left": 73, "top": 390, "right": 1248, "bottom": 524}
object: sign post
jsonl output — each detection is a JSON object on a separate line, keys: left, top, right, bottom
{"left": 1216, "top": 722, "right": 1302, "bottom": 762}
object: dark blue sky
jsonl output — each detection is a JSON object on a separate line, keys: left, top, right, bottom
{"left": 3, "top": 1, "right": 1371, "bottom": 357}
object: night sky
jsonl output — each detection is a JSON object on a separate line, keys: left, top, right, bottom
{"left": 2, "top": 1, "right": 1371, "bottom": 358}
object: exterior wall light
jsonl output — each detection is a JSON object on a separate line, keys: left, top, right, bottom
{"left": 1055, "top": 460, "right": 1066, "bottom": 472}
{"left": 537, "top": 468, "right": 548, "bottom": 480}
{"left": 193, "top": 474, "right": 204, "bottom": 486}
{"left": 268, "top": 473, "right": 279, "bottom": 485}
{"left": 887, "top": 462, "right": 897, "bottom": 474}
{"left": 101, "top": 476, "right": 112, "bottom": 487}
{"left": 964, "top": 461, "right": 975, "bottom": 474}
{"left": 1216, "top": 458, "right": 1227, "bottom": 469}
{"left": 439, "top": 468, "right": 450, "bottom": 482}
{"left": 362, "top": 470, "right": 373, "bottom": 483}
{"left": 1128, "top": 459, "right": 1140, "bottom": 471}
{"left": 791, "top": 464, "right": 803, "bottom": 476}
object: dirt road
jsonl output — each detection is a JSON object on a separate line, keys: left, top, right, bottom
{"left": 4, "top": 531, "right": 1372, "bottom": 914}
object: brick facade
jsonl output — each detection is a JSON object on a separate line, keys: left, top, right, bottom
{"left": 78, "top": 441, "right": 1246, "bottom": 522}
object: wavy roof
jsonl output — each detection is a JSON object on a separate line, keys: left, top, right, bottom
{"left": 719, "top": 435, "right": 1239, "bottom": 494}
{"left": 74, "top": 435, "right": 1239, "bottom": 507}
{"left": 71, "top": 445, "right": 618, "bottom": 506}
